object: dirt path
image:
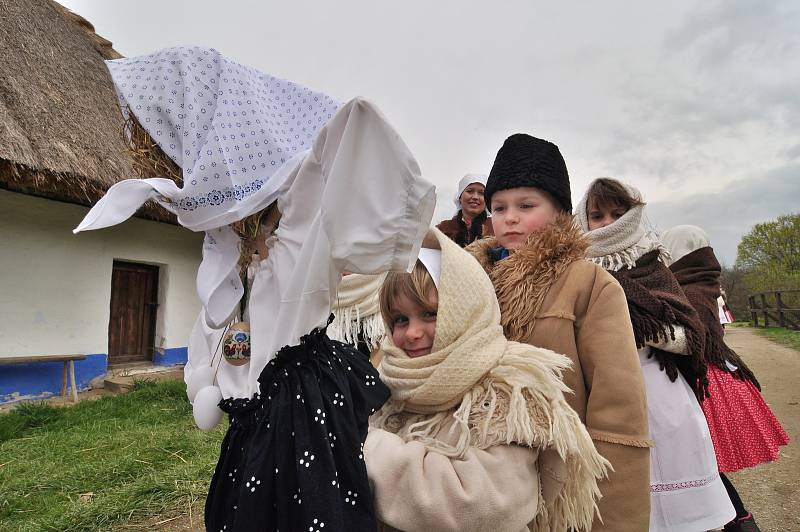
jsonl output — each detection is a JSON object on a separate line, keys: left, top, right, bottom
{"left": 724, "top": 327, "right": 799, "bottom": 531}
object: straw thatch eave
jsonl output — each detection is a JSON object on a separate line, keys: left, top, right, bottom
{"left": 0, "top": 0, "right": 178, "bottom": 225}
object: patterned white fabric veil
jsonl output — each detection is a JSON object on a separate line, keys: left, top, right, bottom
{"left": 76, "top": 46, "right": 340, "bottom": 232}
{"left": 74, "top": 46, "right": 342, "bottom": 326}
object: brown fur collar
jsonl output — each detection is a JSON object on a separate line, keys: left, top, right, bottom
{"left": 466, "top": 213, "right": 588, "bottom": 340}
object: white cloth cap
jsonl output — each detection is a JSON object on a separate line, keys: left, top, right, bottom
{"left": 74, "top": 46, "right": 340, "bottom": 233}
{"left": 418, "top": 248, "right": 442, "bottom": 288}
{"left": 661, "top": 225, "right": 710, "bottom": 265}
{"left": 452, "top": 174, "right": 487, "bottom": 209}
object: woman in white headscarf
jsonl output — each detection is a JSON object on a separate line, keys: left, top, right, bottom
{"left": 662, "top": 224, "right": 789, "bottom": 531}
{"left": 436, "top": 174, "right": 493, "bottom": 247}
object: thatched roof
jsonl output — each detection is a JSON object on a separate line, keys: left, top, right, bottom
{"left": 0, "top": 0, "right": 176, "bottom": 223}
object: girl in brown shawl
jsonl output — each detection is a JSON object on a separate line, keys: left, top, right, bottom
{"left": 576, "top": 178, "right": 736, "bottom": 532}
{"left": 662, "top": 224, "right": 789, "bottom": 532}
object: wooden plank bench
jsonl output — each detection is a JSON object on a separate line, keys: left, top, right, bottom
{"left": 0, "top": 354, "right": 87, "bottom": 403}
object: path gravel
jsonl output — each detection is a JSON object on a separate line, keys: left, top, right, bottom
{"left": 725, "top": 327, "right": 798, "bottom": 532}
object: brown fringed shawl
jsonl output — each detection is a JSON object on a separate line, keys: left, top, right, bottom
{"left": 610, "top": 250, "right": 709, "bottom": 399}
{"left": 436, "top": 210, "right": 491, "bottom": 247}
{"left": 669, "top": 247, "right": 760, "bottom": 389}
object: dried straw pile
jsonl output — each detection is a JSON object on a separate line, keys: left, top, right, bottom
{"left": 0, "top": 0, "right": 179, "bottom": 223}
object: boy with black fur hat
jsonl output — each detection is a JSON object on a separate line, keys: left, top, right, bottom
{"left": 467, "top": 134, "right": 650, "bottom": 532}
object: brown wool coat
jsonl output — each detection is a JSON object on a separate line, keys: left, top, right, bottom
{"left": 436, "top": 212, "right": 494, "bottom": 247}
{"left": 466, "top": 215, "right": 651, "bottom": 532}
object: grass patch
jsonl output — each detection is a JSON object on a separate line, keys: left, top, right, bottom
{"left": 0, "top": 379, "right": 224, "bottom": 532}
{"left": 0, "top": 402, "right": 62, "bottom": 443}
{"left": 754, "top": 327, "right": 800, "bottom": 352}
{"left": 727, "top": 321, "right": 752, "bottom": 328}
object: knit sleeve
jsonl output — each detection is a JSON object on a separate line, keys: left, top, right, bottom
{"left": 364, "top": 429, "right": 538, "bottom": 532}
{"left": 576, "top": 273, "right": 652, "bottom": 532}
{"left": 646, "top": 325, "right": 689, "bottom": 355}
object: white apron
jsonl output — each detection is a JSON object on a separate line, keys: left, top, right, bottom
{"left": 640, "top": 347, "right": 735, "bottom": 531}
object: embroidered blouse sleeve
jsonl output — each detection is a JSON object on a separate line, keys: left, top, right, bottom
{"left": 311, "top": 98, "right": 436, "bottom": 276}
{"left": 645, "top": 325, "right": 689, "bottom": 355}
{"left": 364, "top": 429, "right": 538, "bottom": 532}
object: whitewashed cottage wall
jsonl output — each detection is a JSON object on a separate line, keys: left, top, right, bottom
{"left": 0, "top": 189, "right": 203, "bottom": 402}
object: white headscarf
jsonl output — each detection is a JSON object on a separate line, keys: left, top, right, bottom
{"left": 417, "top": 247, "right": 442, "bottom": 287}
{"left": 575, "top": 178, "right": 668, "bottom": 271}
{"left": 74, "top": 46, "right": 340, "bottom": 233}
{"left": 661, "top": 225, "right": 710, "bottom": 266}
{"left": 74, "top": 46, "right": 342, "bottom": 327}
{"left": 452, "top": 173, "right": 487, "bottom": 212}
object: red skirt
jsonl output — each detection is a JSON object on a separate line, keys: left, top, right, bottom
{"left": 702, "top": 365, "right": 790, "bottom": 472}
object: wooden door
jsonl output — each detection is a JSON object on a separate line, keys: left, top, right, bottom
{"left": 108, "top": 261, "right": 159, "bottom": 366}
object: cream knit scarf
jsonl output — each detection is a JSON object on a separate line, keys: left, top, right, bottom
{"left": 329, "top": 273, "right": 387, "bottom": 350}
{"left": 574, "top": 179, "right": 669, "bottom": 270}
{"left": 373, "top": 228, "right": 609, "bottom": 531}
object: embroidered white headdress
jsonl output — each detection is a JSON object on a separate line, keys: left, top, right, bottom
{"left": 73, "top": 47, "right": 342, "bottom": 327}
{"left": 74, "top": 46, "right": 340, "bottom": 233}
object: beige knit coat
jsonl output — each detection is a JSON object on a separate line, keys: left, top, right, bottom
{"left": 366, "top": 429, "right": 541, "bottom": 532}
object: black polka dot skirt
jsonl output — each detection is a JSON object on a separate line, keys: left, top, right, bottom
{"left": 205, "top": 324, "right": 390, "bottom": 532}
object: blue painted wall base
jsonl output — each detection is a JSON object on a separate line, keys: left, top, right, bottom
{"left": 0, "top": 346, "right": 187, "bottom": 405}
{"left": 153, "top": 346, "right": 188, "bottom": 366}
{"left": 0, "top": 354, "right": 107, "bottom": 404}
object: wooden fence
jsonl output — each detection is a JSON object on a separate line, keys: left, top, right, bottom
{"left": 748, "top": 290, "right": 800, "bottom": 330}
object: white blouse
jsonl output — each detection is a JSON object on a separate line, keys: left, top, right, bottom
{"left": 185, "top": 98, "right": 435, "bottom": 405}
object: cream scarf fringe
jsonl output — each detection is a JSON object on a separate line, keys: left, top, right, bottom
{"left": 575, "top": 180, "right": 669, "bottom": 271}
{"left": 374, "top": 344, "right": 610, "bottom": 531}
{"left": 374, "top": 228, "right": 609, "bottom": 531}
{"left": 329, "top": 273, "right": 387, "bottom": 350}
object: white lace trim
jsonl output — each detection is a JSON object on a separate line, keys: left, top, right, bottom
{"left": 650, "top": 472, "right": 719, "bottom": 493}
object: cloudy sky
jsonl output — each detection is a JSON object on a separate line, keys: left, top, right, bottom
{"left": 61, "top": 0, "right": 799, "bottom": 265}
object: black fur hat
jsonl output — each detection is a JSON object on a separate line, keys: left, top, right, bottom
{"left": 485, "top": 134, "right": 572, "bottom": 212}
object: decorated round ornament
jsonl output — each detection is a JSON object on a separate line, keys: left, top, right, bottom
{"left": 223, "top": 322, "right": 251, "bottom": 366}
